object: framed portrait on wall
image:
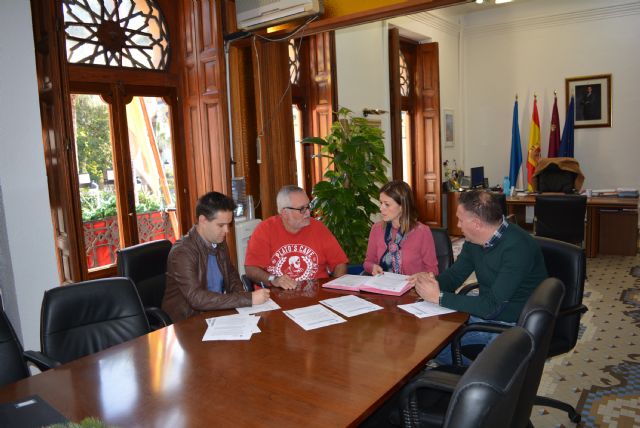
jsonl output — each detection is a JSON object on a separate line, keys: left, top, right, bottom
{"left": 565, "top": 74, "right": 611, "bottom": 128}
{"left": 443, "top": 109, "right": 454, "bottom": 147}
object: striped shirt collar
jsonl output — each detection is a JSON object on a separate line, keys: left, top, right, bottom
{"left": 484, "top": 216, "right": 509, "bottom": 248}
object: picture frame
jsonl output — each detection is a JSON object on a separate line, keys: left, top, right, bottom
{"left": 565, "top": 74, "right": 611, "bottom": 128}
{"left": 443, "top": 109, "right": 454, "bottom": 147}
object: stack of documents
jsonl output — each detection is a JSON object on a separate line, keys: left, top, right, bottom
{"left": 617, "top": 188, "right": 639, "bottom": 198}
{"left": 322, "top": 273, "right": 412, "bottom": 296}
{"left": 398, "top": 301, "right": 456, "bottom": 318}
{"left": 203, "top": 313, "right": 261, "bottom": 341}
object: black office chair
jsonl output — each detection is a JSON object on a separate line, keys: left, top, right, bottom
{"left": 532, "top": 236, "right": 587, "bottom": 422}
{"left": 38, "top": 277, "right": 151, "bottom": 366}
{"left": 117, "top": 240, "right": 173, "bottom": 329}
{"left": 430, "top": 228, "right": 454, "bottom": 274}
{"left": 1, "top": 308, "right": 58, "bottom": 386}
{"left": 399, "top": 326, "right": 534, "bottom": 428}
{"left": 534, "top": 195, "right": 587, "bottom": 246}
{"left": 455, "top": 237, "right": 587, "bottom": 423}
{"left": 448, "top": 278, "right": 565, "bottom": 427}
{"left": 0, "top": 308, "right": 32, "bottom": 386}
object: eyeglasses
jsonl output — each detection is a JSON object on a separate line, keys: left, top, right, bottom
{"left": 284, "top": 205, "right": 311, "bottom": 213}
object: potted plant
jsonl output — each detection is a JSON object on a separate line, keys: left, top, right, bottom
{"left": 301, "top": 107, "right": 390, "bottom": 265}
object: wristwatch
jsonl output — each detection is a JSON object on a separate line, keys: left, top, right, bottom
{"left": 268, "top": 274, "right": 277, "bottom": 284}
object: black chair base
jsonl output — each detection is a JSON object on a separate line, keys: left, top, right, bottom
{"left": 535, "top": 395, "right": 581, "bottom": 423}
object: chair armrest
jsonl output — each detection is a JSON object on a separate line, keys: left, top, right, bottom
{"left": 558, "top": 304, "right": 588, "bottom": 318}
{"left": 398, "top": 370, "right": 461, "bottom": 428}
{"left": 145, "top": 307, "right": 172, "bottom": 328}
{"left": 23, "top": 350, "right": 60, "bottom": 371}
{"left": 451, "top": 323, "right": 510, "bottom": 366}
{"left": 457, "top": 282, "right": 479, "bottom": 295}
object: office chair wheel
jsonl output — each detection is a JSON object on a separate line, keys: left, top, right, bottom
{"left": 569, "top": 410, "right": 581, "bottom": 423}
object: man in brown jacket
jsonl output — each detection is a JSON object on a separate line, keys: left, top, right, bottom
{"left": 162, "top": 192, "right": 270, "bottom": 322}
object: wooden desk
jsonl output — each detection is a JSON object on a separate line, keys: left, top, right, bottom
{"left": 0, "top": 284, "right": 467, "bottom": 427}
{"left": 507, "top": 195, "right": 638, "bottom": 257}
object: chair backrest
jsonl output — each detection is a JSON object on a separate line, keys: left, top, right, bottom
{"left": 444, "top": 327, "right": 534, "bottom": 428}
{"left": 511, "top": 277, "right": 565, "bottom": 427}
{"left": 40, "top": 277, "right": 150, "bottom": 364}
{"left": 536, "top": 163, "right": 578, "bottom": 193}
{"left": 116, "top": 239, "right": 172, "bottom": 309}
{"left": 431, "top": 227, "right": 453, "bottom": 274}
{"left": 534, "top": 195, "right": 587, "bottom": 245}
{"left": 0, "top": 309, "right": 30, "bottom": 387}
{"left": 534, "top": 236, "right": 587, "bottom": 357}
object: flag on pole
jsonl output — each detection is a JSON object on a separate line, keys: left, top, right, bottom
{"left": 547, "top": 93, "right": 560, "bottom": 157}
{"left": 526, "top": 96, "right": 541, "bottom": 191}
{"left": 559, "top": 96, "right": 575, "bottom": 157}
{"left": 509, "top": 97, "right": 522, "bottom": 187}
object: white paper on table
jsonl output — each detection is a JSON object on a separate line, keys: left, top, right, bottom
{"left": 319, "top": 295, "right": 383, "bottom": 317}
{"left": 203, "top": 314, "right": 260, "bottom": 341}
{"left": 397, "top": 301, "right": 456, "bottom": 318}
{"left": 236, "top": 298, "right": 281, "bottom": 315}
{"left": 283, "top": 304, "right": 347, "bottom": 331}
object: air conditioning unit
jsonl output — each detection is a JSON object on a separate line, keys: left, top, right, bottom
{"left": 236, "top": 0, "right": 323, "bottom": 31}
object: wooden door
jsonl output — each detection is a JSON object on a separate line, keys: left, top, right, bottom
{"left": 413, "top": 42, "right": 442, "bottom": 227}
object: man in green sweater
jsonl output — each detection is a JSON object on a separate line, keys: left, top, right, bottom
{"left": 412, "top": 189, "right": 547, "bottom": 365}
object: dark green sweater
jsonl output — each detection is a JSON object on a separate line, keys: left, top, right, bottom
{"left": 439, "top": 224, "right": 547, "bottom": 323}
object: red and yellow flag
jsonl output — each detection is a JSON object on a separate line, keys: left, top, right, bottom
{"left": 526, "top": 97, "right": 541, "bottom": 191}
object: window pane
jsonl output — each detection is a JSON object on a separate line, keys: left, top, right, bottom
{"left": 71, "top": 93, "right": 120, "bottom": 270}
{"left": 62, "top": 0, "right": 170, "bottom": 69}
{"left": 126, "top": 96, "right": 179, "bottom": 243}
{"left": 292, "top": 105, "right": 304, "bottom": 189}
{"left": 401, "top": 111, "right": 412, "bottom": 185}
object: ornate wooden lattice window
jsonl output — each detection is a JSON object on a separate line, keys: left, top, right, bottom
{"left": 288, "top": 39, "right": 301, "bottom": 85}
{"left": 62, "top": 0, "right": 170, "bottom": 69}
{"left": 399, "top": 50, "right": 410, "bottom": 97}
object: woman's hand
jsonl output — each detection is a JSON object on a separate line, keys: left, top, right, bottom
{"left": 371, "top": 264, "right": 384, "bottom": 276}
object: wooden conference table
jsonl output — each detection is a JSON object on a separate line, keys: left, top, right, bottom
{"left": 0, "top": 282, "right": 467, "bottom": 427}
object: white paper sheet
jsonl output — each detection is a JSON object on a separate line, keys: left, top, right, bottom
{"left": 235, "top": 298, "right": 281, "bottom": 315}
{"left": 397, "top": 301, "right": 456, "bottom": 318}
{"left": 203, "top": 314, "right": 260, "bottom": 341}
{"left": 319, "top": 295, "right": 383, "bottom": 317}
{"left": 283, "top": 304, "right": 347, "bottom": 330}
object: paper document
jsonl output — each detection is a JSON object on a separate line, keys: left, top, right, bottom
{"left": 398, "top": 301, "right": 456, "bottom": 318}
{"left": 283, "top": 304, "right": 346, "bottom": 330}
{"left": 203, "top": 314, "right": 260, "bottom": 341}
{"left": 322, "top": 273, "right": 413, "bottom": 296}
{"left": 236, "top": 298, "right": 281, "bottom": 315}
{"left": 320, "top": 295, "right": 383, "bottom": 317}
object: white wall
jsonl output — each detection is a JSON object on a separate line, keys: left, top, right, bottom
{"left": 335, "top": 22, "right": 393, "bottom": 174}
{"left": 462, "top": 0, "right": 640, "bottom": 190}
{"left": 0, "top": 0, "right": 59, "bottom": 350}
{"left": 335, "top": 16, "right": 463, "bottom": 179}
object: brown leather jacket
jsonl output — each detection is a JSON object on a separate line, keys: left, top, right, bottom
{"left": 162, "top": 225, "right": 251, "bottom": 322}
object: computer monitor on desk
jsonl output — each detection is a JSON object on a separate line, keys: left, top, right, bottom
{"left": 470, "top": 166, "right": 485, "bottom": 189}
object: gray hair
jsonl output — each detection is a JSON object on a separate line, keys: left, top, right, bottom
{"left": 276, "top": 185, "right": 306, "bottom": 212}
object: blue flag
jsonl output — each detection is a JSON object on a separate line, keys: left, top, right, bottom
{"left": 559, "top": 96, "right": 575, "bottom": 157}
{"left": 509, "top": 99, "right": 522, "bottom": 186}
